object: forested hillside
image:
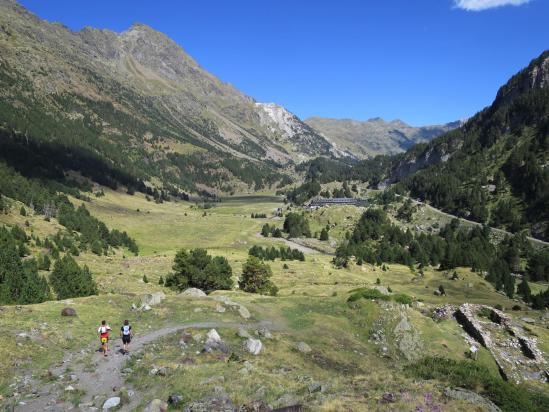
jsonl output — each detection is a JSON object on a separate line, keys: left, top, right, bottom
{"left": 293, "top": 51, "right": 549, "bottom": 240}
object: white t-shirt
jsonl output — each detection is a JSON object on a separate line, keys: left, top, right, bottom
{"left": 470, "top": 345, "right": 478, "bottom": 353}
{"left": 98, "top": 325, "right": 112, "bottom": 334}
{"left": 121, "top": 325, "right": 131, "bottom": 336}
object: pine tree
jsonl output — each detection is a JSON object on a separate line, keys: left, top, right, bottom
{"left": 319, "top": 228, "right": 329, "bottom": 241}
{"left": 239, "top": 256, "right": 278, "bottom": 296}
{"left": 261, "top": 224, "right": 271, "bottom": 237}
{"left": 517, "top": 278, "right": 531, "bottom": 302}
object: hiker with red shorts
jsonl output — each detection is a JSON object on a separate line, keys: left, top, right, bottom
{"left": 97, "top": 320, "right": 112, "bottom": 357}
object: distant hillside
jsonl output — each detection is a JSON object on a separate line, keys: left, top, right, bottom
{"left": 393, "top": 50, "right": 549, "bottom": 239}
{"left": 0, "top": 0, "right": 339, "bottom": 195}
{"left": 305, "top": 116, "right": 462, "bottom": 157}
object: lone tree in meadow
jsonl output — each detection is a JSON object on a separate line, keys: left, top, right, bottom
{"left": 239, "top": 256, "right": 278, "bottom": 296}
{"left": 319, "top": 227, "right": 329, "bottom": 241}
{"left": 50, "top": 254, "right": 97, "bottom": 300}
{"left": 165, "top": 248, "right": 233, "bottom": 293}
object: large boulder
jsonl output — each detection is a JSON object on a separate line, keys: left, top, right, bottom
{"left": 61, "top": 307, "right": 76, "bottom": 317}
{"left": 204, "top": 329, "right": 230, "bottom": 354}
{"left": 179, "top": 288, "right": 207, "bottom": 297}
{"left": 245, "top": 338, "right": 263, "bottom": 355}
{"left": 373, "top": 286, "right": 390, "bottom": 295}
{"left": 139, "top": 292, "right": 166, "bottom": 307}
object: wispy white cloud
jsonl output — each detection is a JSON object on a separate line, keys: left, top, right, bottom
{"left": 454, "top": 0, "right": 531, "bottom": 11}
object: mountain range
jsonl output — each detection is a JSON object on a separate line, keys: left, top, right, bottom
{"left": 0, "top": 0, "right": 460, "bottom": 196}
{"left": 0, "top": 0, "right": 340, "bottom": 195}
{"left": 305, "top": 117, "right": 462, "bottom": 157}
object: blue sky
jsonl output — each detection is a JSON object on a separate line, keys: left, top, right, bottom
{"left": 18, "top": 0, "right": 549, "bottom": 126}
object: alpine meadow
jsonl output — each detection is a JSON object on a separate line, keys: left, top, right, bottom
{"left": 0, "top": 0, "right": 548, "bottom": 411}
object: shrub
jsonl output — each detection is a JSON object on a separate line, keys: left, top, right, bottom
{"left": 319, "top": 228, "right": 329, "bottom": 241}
{"left": 393, "top": 294, "right": 413, "bottom": 305}
{"left": 143, "top": 274, "right": 149, "bottom": 284}
{"left": 347, "top": 288, "right": 390, "bottom": 302}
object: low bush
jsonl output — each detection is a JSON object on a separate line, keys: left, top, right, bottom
{"left": 406, "top": 357, "right": 549, "bottom": 412}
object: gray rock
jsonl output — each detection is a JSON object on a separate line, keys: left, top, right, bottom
{"left": 65, "top": 385, "right": 75, "bottom": 392}
{"left": 521, "top": 317, "right": 536, "bottom": 324}
{"left": 256, "top": 328, "right": 273, "bottom": 339}
{"left": 179, "top": 288, "right": 207, "bottom": 297}
{"left": 296, "top": 342, "right": 311, "bottom": 353}
{"left": 139, "top": 292, "right": 166, "bottom": 307}
{"left": 149, "top": 366, "right": 167, "bottom": 376}
{"left": 142, "top": 304, "right": 152, "bottom": 312}
{"left": 393, "top": 315, "right": 412, "bottom": 333}
{"left": 61, "top": 307, "right": 76, "bottom": 317}
{"left": 144, "top": 399, "right": 168, "bottom": 412}
{"left": 308, "top": 382, "right": 323, "bottom": 394}
{"left": 215, "top": 304, "right": 226, "bottom": 313}
{"left": 182, "top": 392, "right": 236, "bottom": 412}
{"left": 373, "top": 286, "right": 390, "bottom": 295}
{"left": 245, "top": 338, "right": 263, "bottom": 355}
{"left": 238, "top": 305, "right": 251, "bottom": 319}
{"left": 206, "top": 329, "right": 221, "bottom": 345}
{"left": 381, "top": 392, "right": 396, "bottom": 403}
{"left": 102, "top": 397, "right": 120, "bottom": 410}
{"left": 168, "top": 394, "right": 184, "bottom": 405}
{"left": 273, "top": 394, "right": 301, "bottom": 409}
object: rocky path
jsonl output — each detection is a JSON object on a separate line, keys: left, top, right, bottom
{"left": 16, "top": 320, "right": 282, "bottom": 412}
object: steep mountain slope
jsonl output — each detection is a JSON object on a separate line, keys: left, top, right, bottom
{"left": 374, "top": 51, "right": 548, "bottom": 239}
{"left": 0, "top": 0, "right": 337, "bottom": 195}
{"left": 305, "top": 116, "right": 462, "bottom": 157}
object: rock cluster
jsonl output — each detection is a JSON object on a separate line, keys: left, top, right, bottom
{"left": 431, "top": 304, "right": 456, "bottom": 321}
{"left": 456, "top": 303, "right": 547, "bottom": 383}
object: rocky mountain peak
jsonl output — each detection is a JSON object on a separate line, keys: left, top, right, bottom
{"left": 495, "top": 51, "right": 549, "bottom": 106}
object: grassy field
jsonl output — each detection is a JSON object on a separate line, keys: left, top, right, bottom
{"left": 0, "top": 189, "right": 548, "bottom": 410}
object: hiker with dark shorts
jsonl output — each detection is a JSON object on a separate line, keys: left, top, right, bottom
{"left": 120, "top": 319, "right": 132, "bottom": 354}
{"left": 97, "top": 320, "right": 112, "bottom": 357}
